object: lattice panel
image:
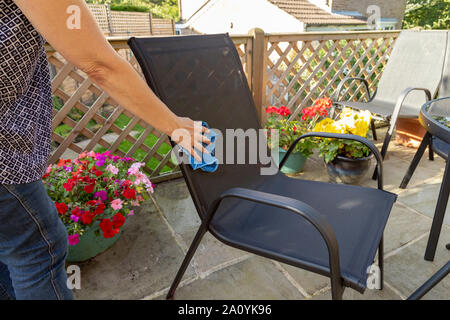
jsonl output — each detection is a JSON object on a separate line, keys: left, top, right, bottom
{"left": 109, "top": 11, "right": 152, "bottom": 36}
{"left": 47, "top": 46, "right": 180, "bottom": 183}
{"left": 46, "top": 32, "right": 399, "bottom": 183}
{"left": 86, "top": 4, "right": 175, "bottom": 37}
{"left": 264, "top": 32, "right": 399, "bottom": 119}
{"left": 87, "top": 4, "right": 110, "bottom": 35}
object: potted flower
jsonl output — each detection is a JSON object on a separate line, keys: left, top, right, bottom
{"left": 265, "top": 98, "right": 331, "bottom": 174}
{"left": 313, "top": 107, "right": 373, "bottom": 184}
{"left": 42, "top": 150, "right": 154, "bottom": 262}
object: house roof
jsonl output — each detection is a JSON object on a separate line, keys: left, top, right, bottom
{"left": 178, "top": 0, "right": 305, "bottom": 34}
{"left": 268, "top": 0, "right": 367, "bottom": 25}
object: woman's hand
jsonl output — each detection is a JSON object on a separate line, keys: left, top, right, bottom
{"left": 170, "top": 117, "right": 211, "bottom": 162}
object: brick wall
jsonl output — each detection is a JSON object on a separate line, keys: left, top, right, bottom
{"left": 331, "top": 0, "right": 407, "bottom": 28}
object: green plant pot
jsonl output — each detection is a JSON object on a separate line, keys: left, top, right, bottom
{"left": 66, "top": 221, "right": 122, "bottom": 263}
{"left": 275, "top": 148, "right": 307, "bottom": 174}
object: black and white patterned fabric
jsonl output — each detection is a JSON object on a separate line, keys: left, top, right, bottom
{"left": 0, "top": 0, "right": 52, "bottom": 184}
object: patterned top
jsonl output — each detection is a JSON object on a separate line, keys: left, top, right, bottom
{"left": 0, "top": 0, "right": 52, "bottom": 184}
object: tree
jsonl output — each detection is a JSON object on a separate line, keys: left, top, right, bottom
{"left": 403, "top": 0, "right": 450, "bottom": 30}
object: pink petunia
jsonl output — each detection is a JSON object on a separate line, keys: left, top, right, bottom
{"left": 111, "top": 198, "right": 123, "bottom": 211}
{"left": 68, "top": 234, "right": 80, "bottom": 246}
{"left": 106, "top": 164, "right": 119, "bottom": 175}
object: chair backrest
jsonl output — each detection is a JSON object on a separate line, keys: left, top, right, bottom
{"left": 129, "top": 34, "right": 275, "bottom": 217}
{"left": 439, "top": 31, "right": 450, "bottom": 98}
{"left": 375, "top": 30, "right": 447, "bottom": 110}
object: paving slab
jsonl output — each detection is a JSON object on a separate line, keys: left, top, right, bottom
{"left": 172, "top": 257, "right": 305, "bottom": 300}
{"left": 383, "top": 203, "right": 433, "bottom": 253}
{"left": 153, "top": 179, "right": 250, "bottom": 273}
{"left": 72, "top": 202, "right": 195, "bottom": 300}
{"left": 311, "top": 284, "right": 402, "bottom": 300}
{"left": 277, "top": 263, "right": 330, "bottom": 296}
{"left": 384, "top": 230, "right": 450, "bottom": 300}
{"left": 398, "top": 183, "right": 450, "bottom": 226}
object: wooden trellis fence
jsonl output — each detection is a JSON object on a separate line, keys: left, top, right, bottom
{"left": 87, "top": 4, "right": 175, "bottom": 36}
{"left": 46, "top": 29, "right": 405, "bottom": 183}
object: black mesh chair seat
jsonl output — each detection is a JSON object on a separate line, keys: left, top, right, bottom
{"left": 211, "top": 174, "right": 396, "bottom": 292}
{"left": 335, "top": 100, "right": 420, "bottom": 119}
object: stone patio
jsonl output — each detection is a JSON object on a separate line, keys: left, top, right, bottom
{"left": 73, "top": 130, "right": 450, "bottom": 300}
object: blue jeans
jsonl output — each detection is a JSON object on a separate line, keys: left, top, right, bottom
{"left": 0, "top": 180, "right": 73, "bottom": 300}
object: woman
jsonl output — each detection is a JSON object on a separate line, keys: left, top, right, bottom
{"left": 0, "top": 0, "right": 209, "bottom": 300}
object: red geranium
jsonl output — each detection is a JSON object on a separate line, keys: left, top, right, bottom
{"left": 55, "top": 202, "right": 68, "bottom": 215}
{"left": 277, "top": 106, "right": 291, "bottom": 117}
{"left": 94, "top": 170, "right": 103, "bottom": 177}
{"left": 112, "top": 213, "right": 126, "bottom": 229}
{"left": 83, "top": 184, "right": 95, "bottom": 194}
{"left": 99, "top": 218, "right": 120, "bottom": 239}
{"left": 122, "top": 187, "right": 136, "bottom": 200}
{"left": 81, "top": 211, "right": 94, "bottom": 225}
{"left": 94, "top": 203, "right": 105, "bottom": 215}
{"left": 265, "top": 106, "right": 278, "bottom": 114}
{"left": 63, "top": 179, "right": 75, "bottom": 192}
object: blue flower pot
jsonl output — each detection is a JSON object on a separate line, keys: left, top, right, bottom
{"left": 274, "top": 148, "right": 307, "bottom": 174}
{"left": 66, "top": 221, "right": 122, "bottom": 263}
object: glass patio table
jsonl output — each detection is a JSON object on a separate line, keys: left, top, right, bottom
{"left": 401, "top": 97, "right": 450, "bottom": 261}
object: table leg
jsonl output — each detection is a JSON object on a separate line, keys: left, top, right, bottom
{"left": 424, "top": 157, "right": 450, "bottom": 261}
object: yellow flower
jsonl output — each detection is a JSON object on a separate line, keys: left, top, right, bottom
{"left": 313, "top": 109, "right": 372, "bottom": 137}
{"left": 340, "top": 107, "right": 355, "bottom": 119}
{"left": 313, "top": 118, "right": 334, "bottom": 132}
{"left": 313, "top": 118, "right": 346, "bottom": 134}
{"left": 351, "top": 119, "right": 369, "bottom": 137}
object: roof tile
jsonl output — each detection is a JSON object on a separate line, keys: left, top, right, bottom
{"left": 268, "top": 0, "right": 367, "bottom": 25}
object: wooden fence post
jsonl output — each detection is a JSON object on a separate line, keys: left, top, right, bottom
{"left": 248, "top": 28, "right": 267, "bottom": 125}
{"left": 105, "top": 4, "right": 113, "bottom": 36}
{"left": 171, "top": 19, "right": 176, "bottom": 35}
{"left": 149, "top": 13, "right": 153, "bottom": 35}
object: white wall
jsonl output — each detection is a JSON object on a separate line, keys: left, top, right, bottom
{"left": 184, "top": 0, "right": 304, "bottom": 34}
{"left": 180, "top": 0, "right": 210, "bottom": 20}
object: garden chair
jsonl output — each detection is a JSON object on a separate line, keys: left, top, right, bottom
{"left": 332, "top": 30, "right": 448, "bottom": 178}
{"left": 400, "top": 34, "right": 450, "bottom": 261}
{"left": 129, "top": 34, "right": 397, "bottom": 300}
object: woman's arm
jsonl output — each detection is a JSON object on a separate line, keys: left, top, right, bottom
{"left": 13, "top": 0, "right": 209, "bottom": 160}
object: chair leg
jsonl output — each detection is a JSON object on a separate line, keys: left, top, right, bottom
{"left": 378, "top": 236, "right": 384, "bottom": 290}
{"left": 428, "top": 135, "right": 434, "bottom": 161}
{"left": 372, "top": 129, "right": 393, "bottom": 180}
{"left": 424, "top": 158, "right": 450, "bottom": 261}
{"left": 399, "top": 132, "right": 431, "bottom": 189}
{"left": 371, "top": 118, "right": 378, "bottom": 141}
{"left": 330, "top": 280, "right": 344, "bottom": 300}
{"left": 166, "top": 223, "right": 208, "bottom": 299}
{"left": 407, "top": 261, "right": 450, "bottom": 300}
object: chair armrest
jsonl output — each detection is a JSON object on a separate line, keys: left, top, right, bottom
{"left": 280, "top": 132, "right": 384, "bottom": 190}
{"left": 333, "top": 77, "right": 372, "bottom": 103}
{"left": 205, "top": 187, "right": 343, "bottom": 298}
{"left": 387, "top": 87, "right": 433, "bottom": 137}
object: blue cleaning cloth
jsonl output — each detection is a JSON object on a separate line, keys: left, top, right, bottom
{"left": 187, "top": 122, "right": 218, "bottom": 173}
